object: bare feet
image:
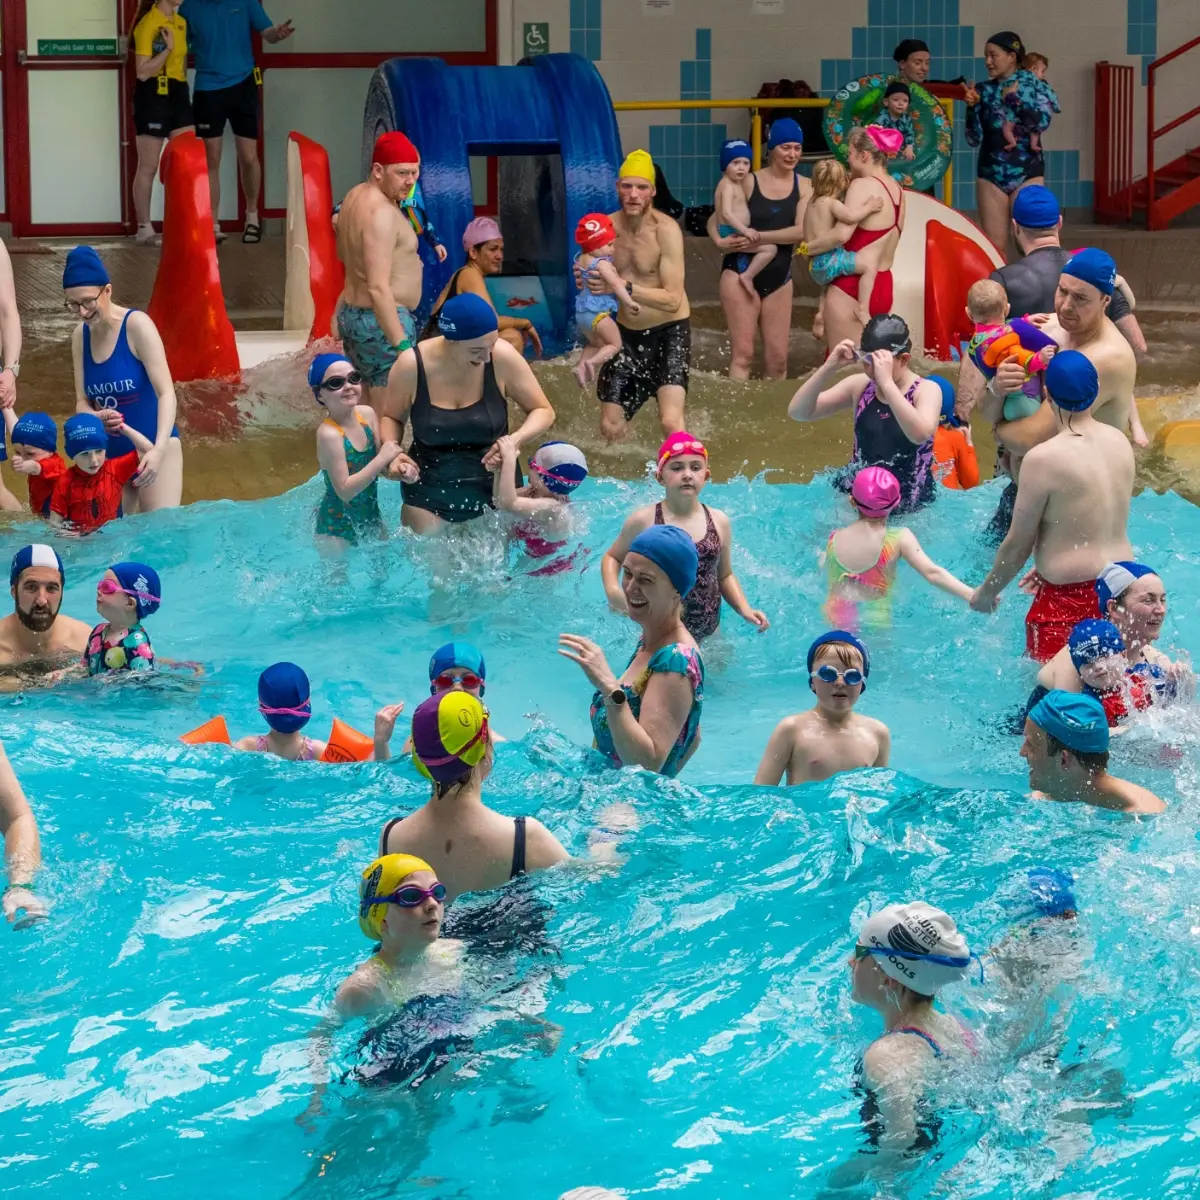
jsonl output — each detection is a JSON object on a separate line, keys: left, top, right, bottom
{"left": 738, "top": 273, "right": 758, "bottom": 299}
{"left": 855, "top": 305, "right": 872, "bottom": 327}
{"left": 812, "top": 310, "right": 826, "bottom": 340}
{"left": 572, "top": 358, "right": 590, "bottom": 389}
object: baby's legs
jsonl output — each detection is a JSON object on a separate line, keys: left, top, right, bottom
{"left": 1001, "top": 118, "right": 1018, "bottom": 150}
{"left": 738, "top": 245, "right": 777, "bottom": 298}
{"left": 812, "top": 288, "right": 827, "bottom": 340}
{"left": 851, "top": 241, "right": 886, "bottom": 327}
{"left": 595, "top": 258, "right": 640, "bottom": 318}
{"left": 573, "top": 314, "right": 623, "bottom": 388}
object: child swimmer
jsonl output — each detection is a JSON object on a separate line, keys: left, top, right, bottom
{"left": 85, "top": 562, "right": 161, "bottom": 676}
{"left": 572, "top": 213, "right": 642, "bottom": 388}
{"left": 713, "top": 139, "right": 776, "bottom": 298}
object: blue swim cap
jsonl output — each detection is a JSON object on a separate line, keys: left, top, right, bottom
{"left": 428, "top": 641, "right": 486, "bottom": 695}
{"left": 1095, "top": 561, "right": 1158, "bottom": 614}
{"left": 767, "top": 117, "right": 804, "bottom": 150}
{"left": 10, "top": 544, "right": 64, "bottom": 589}
{"left": 1061, "top": 247, "right": 1117, "bottom": 297}
{"left": 929, "top": 374, "right": 958, "bottom": 426}
{"left": 627, "top": 525, "right": 699, "bottom": 598}
{"left": 307, "top": 352, "right": 351, "bottom": 397}
{"left": 1029, "top": 690, "right": 1109, "bottom": 755}
{"left": 1045, "top": 350, "right": 1098, "bottom": 412}
{"left": 62, "top": 245, "right": 110, "bottom": 290}
{"left": 258, "top": 662, "right": 312, "bottom": 733}
{"left": 807, "top": 630, "right": 870, "bottom": 691}
{"left": 1068, "top": 619, "right": 1124, "bottom": 670}
{"left": 1011, "top": 185, "right": 1060, "bottom": 230}
{"left": 11, "top": 412, "right": 58, "bottom": 453}
{"left": 438, "top": 293, "right": 498, "bottom": 341}
{"left": 110, "top": 561, "right": 161, "bottom": 620}
{"left": 1027, "top": 866, "right": 1077, "bottom": 917}
{"left": 720, "top": 139, "right": 752, "bottom": 170}
{"left": 63, "top": 413, "right": 108, "bottom": 457}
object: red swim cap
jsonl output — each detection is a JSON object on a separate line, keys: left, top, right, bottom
{"left": 575, "top": 213, "right": 615, "bottom": 254}
{"left": 373, "top": 131, "right": 419, "bottom": 166}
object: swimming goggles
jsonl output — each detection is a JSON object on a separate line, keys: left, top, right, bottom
{"left": 658, "top": 440, "right": 708, "bottom": 470}
{"left": 97, "top": 578, "right": 161, "bottom": 605}
{"left": 258, "top": 701, "right": 312, "bottom": 718}
{"left": 433, "top": 672, "right": 483, "bottom": 692}
{"left": 813, "top": 665, "right": 864, "bottom": 687}
{"left": 318, "top": 371, "right": 363, "bottom": 392}
{"left": 377, "top": 882, "right": 447, "bottom": 908}
{"left": 854, "top": 943, "right": 984, "bottom": 983}
{"left": 530, "top": 460, "right": 581, "bottom": 489}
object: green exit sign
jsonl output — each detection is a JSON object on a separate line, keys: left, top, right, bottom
{"left": 37, "top": 39, "right": 119, "bottom": 57}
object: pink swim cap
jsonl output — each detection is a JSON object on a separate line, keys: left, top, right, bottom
{"left": 462, "top": 216, "right": 502, "bottom": 252}
{"left": 851, "top": 466, "right": 901, "bottom": 516}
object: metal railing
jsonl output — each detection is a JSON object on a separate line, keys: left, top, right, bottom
{"left": 612, "top": 96, "right": 956, "bottom": 204}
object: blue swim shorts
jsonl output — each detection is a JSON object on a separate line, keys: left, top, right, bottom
{"left": 808, "top": 247, "right": 859, "bottom": 288}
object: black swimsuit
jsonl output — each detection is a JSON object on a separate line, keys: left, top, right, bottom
{"left": 379, "top": 815, "right": 527, "bottom": 879}
{"left": 721, "top": 173, "right": 800, "bottom": 298}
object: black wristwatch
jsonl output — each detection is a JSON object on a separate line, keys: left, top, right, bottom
{"left": 625, "top": 281, "right": 634, "bottom": 298}
{"left": 608, "top": 688, "right": 628, "bottom": 707}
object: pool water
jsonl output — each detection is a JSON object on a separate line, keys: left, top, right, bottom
{"left": 3, "top": 472, "right": 1200, "bottom": 1199}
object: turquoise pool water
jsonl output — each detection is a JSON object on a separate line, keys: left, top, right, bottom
{"left": 3, "top": 473, "right": 1200, "bottom": 1199}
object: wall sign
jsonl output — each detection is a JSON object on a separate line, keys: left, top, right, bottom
{"left": 37, "top": 39, "right": 118, "bottom": 56}
{"left": 522, "top": 22, "right": 549, "bottom": 57}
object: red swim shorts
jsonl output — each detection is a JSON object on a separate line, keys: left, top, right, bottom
{"left": 1025, "top": 578, "right": 1101, "bottom": 662}
{"left": 830, "top": 269, "right": 894, "bottom": 316}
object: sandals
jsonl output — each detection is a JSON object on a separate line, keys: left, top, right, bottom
{"left": 242, "top": 222, "right": 262, "bottom": 244}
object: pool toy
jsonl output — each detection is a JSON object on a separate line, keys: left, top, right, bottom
{"left": 178, "top": 714, "right": 373, "bottom": 761}
{"left": 180, "top": 715, "right": 232, "bottom": 745}
{"left": 823, "top": 74, "right": 952, "bottom": 194}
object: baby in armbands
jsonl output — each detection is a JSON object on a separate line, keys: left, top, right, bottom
{"left": 966, "top": 279, "right": 1058, "bottom": 421}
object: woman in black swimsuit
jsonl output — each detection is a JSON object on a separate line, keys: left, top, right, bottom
{"left": 381, "top": 294, "right": 555, "bottom": 535}
{"left": 707, "top": 118, "right": 811, "bottom": 380}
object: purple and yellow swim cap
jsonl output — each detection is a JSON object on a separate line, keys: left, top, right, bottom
{"left": 411, "top": 691, "right": 491, "bottom": 783}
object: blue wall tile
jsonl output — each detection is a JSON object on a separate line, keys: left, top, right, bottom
{"left": 696, "top": 27, "right": 711, "bottom": 59}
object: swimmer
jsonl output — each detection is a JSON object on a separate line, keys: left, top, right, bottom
{"left": 6, "top": 412, "right": 66, "bottom": 518}
{"left": 233, "top": 662, "right": 403, "bottom": 762}
{"left": 380, "top": 691, "right": 568, "bottom": 900}
{"left": 492, "top": 434, "right": 586, "bottom": 532}
{"left": 848, "top": 903, "right": 977, "bottom": 1157}
{"left": 824, "top": 466, "right": 974, "bottom": 631}
{"left": 84, "top": 563, "right": 160, "bottom": 677}
{"left": 712, "top": 139, "right": 776, "bottom": 299}
{"left": 1, "top": 738, "right": 48, "bottom": 927}
{"left": 0, "top": 545, "right": 90, "bottom": 692}
{"left": 930, "top": 375, "right": 979, "bottom": 490}
{"left": 966, "top": 278, "right": 1058, "bottom": 422}
{"left": 801, "top": 159, "right": 887, "bottom": 335}
{"left": 49, "top": 412, "right": 153, "bottom": 535}
{"left": 601, "top": 432, "right": 768, "bottom": 641}
{"left": 1020, "top": 690, "right": 1165, "bottom": 813}
{"left": 754, "top": 631, "right": 889, "bottom": 786}
{"left": 572, "top": 212, "right": 642, "bottom": 388}
{"left": 309, "top": 352, "right": 414, "bottom": 548}
{"left": 876, "top": 81, "right": 917, "bottom": 160}
{"left": 400, "top": 642, "right": 507, "bottom": 754}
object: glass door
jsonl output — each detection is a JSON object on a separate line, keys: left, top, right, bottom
{"left": 9, "top": 0, "right": 129, "bottom": 234}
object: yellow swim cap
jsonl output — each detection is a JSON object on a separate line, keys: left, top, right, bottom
{"left": 358, "top": 853, "right": 434, "bottom": 939}
{"left": 410, "top": 691, "right": 491, "bottom": 783}
{"left": 618, "top": 149, "right": 655, "bottom": 184}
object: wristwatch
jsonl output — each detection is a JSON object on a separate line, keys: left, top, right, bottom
{"left": 608, "top": 688, "right": 628, "bottom": 707}
{"left": 2, "top": 363, "right": 19, "bottom": 378}
{"left": 624, "top": 281, "right": 634, "bottom": 298}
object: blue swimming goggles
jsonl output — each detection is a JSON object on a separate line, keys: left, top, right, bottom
{"left": 854, "top": 943, "right": 985, "bottom": 984}
{"left": 814, "top": 665, "right": 865, "bottom": 687}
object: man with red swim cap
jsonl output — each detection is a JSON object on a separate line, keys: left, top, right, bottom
{"left": 335, "top": 130, "right": 436, "bottom": 410}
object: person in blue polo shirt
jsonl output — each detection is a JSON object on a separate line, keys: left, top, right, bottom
{"left": 179, "top": 0, "right": 295, "bottom": 244}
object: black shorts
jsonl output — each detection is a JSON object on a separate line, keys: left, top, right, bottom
{"left": 596, "top": 318, "right": 691, "bottom": 421}
{"left": 133, "top": 78, "right": 193, "bottom": 137}
{"left": 193, "top": 72, "right": 260, "bottom": 140}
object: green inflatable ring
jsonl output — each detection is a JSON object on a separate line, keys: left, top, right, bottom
{"left": 823, "top": 73, "right": 952, "bottom": 194}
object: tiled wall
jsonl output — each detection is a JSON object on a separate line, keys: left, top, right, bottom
{"left": 513, "top": 0, "right": 1198, "bottom": 215}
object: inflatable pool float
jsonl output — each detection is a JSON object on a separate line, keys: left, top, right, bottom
{"left": 823, "top": 74, "right": 952, "bottom": 194}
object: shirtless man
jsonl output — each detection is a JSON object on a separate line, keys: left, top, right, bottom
{"left": 336, "top": 131, "right": 427, "bottom": 411}
{"left": 583, "top": 149, "right": 690, "bottom": 443}
{"left": 0, "top": 545, "right": 90, "bottom": 692}
{"left": 970, "top": 351, "right": 1134, "bottom": 663}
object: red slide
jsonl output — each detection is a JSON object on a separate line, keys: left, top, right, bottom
{"left": 146, "top": 133, "right": 239, "bottom": 383}
{"left": 923, "top": 219, "right": 1001, "bottom": 361}
{"left": 288, "top": 132, "right": 344, "bottom": 341}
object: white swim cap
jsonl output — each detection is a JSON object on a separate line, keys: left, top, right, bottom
{"left": 531, "top": 441, "right": 589, "bottom": 495}
{"left": 857, "top": 901, "right": 972, "bottom": 995}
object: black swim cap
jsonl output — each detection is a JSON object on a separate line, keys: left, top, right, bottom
{"left": 884, "top": 81, "right": 911, "bottom": 99}
{"left": 892, "top": 38, "right": 929, "bottom": 62}
{"left": 860, "top": 313, "right": 912, "bottom": 355}
{"left": 987, "top": 31, "right": 1025, "bottom": 57}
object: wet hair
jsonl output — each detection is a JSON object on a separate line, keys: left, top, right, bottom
{"left": 433, "top": 765, "right": 474, "bottom": 799}
{"left": 1045, "top": 733, "right": 1110, "bottom": 774}
{"left": 967, "top": 278, "right": 1008, "bottom": 323}
{"left": 847, "top": 127, "right": 887, "bottom": 166}
{"left": 812, "top": 640, "right": 864, "bottom": 671}
{"left": 1025, "top": 52, "right": 1049, "bottom": 70}
{"left": 811, "top": 158, "right": 850, "bottom": 201}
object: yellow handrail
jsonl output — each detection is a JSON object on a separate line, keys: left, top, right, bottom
{"left": 612, "top": 97, "right": 955, "bottom": 205}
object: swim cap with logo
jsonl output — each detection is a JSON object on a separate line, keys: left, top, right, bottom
{"left": 10, "top": 544, "right": 64, "bottom": 588}
{"left": 411, "top": 691, "right": 491, "bottom": 783}
{"left": 1061, "top": 247, "right": 1117, "bottom": 296}
{"left": 575, "top": 213, "right": 616, "bottom": 254}
{"left": 1067, "top": 619, "right": 1124, "bottom": 670}
{"left": 11, "top": 413, "right": 58, "bottom": 453}
{"left": 438, "top": 293, "right": 498, "bottom": 341}
{"left": 110, "top": 561, "right": 162, "bottom": 620}
{"left": 720, "top": 139, "right": 752, "bottom": 170}
{"left": 1028, "top": 689, "right": 1109, "bottom": 754}
{"left": 358, "top": 853, "right": 436, "bottom": 939}
{"left": 63, "top": 413, "right": 108, "bottom": 457}
{"left": 858, "top": 901, "right": 973, "bottom": 995}
{"left": 1027, "top": 866, "right": 1077, "bottom": 917}
{"left": 1095, "top": 561, "right": 1158, "bottom": 613}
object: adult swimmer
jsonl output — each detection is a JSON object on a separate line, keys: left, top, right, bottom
{"left": 707, "top": 118, "right": 811, "bottom": 380}
{"left": 424, "top": 217, "right": 542, "bottom": 357}
{"left": 581, "top": 149, "right": 690, "bottom": 442}
{"left": 806, "top": 127, "right": 905, "bottom": 351}
{"left": 788, "top": 314, "right": 941, "bottom": 513}
{"left": 0, "top": 546, "right": 90, "bottom": 692}
{"left": 379, "top": 690, "right": 567, "bottom": 902}
{"left": 970, "top": 352, "right": 1134, "bottom": 662}
{"left": 66, "top": 246, "right": 182, "bottom": 511}
{"left": 561, "top": 525, "right": 704, "bottom": 778}
{"left": 1, "top": 739, "right": 48, "bottom": 926}
{"left": 1021, "top": 691, "right": 1165, "bottom": 813}
{"left": 380, "top": 294, "right": 555, "bottom": 533}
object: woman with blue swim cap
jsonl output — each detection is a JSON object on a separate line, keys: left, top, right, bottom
{"left": 561, "top": 524, "right": 704, "bottom": 777}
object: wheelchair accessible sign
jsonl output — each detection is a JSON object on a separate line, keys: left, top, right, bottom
{"left": 523, "top": 23, "right": 549, "bottom": 57}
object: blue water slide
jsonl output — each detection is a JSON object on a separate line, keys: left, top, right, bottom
{"left": 362, "top": 54, "right": 622, "bottom": 353}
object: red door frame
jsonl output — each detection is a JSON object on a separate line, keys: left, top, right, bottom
{"left": 2, "top": 0, "right": 133, "bottom": 236}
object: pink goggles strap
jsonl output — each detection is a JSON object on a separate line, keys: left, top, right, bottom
{"left": 258, "top": 702, "right": 313, "bottom": 718}
{"left": 531, "top": 460, "right": 579, "bottom": 486}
